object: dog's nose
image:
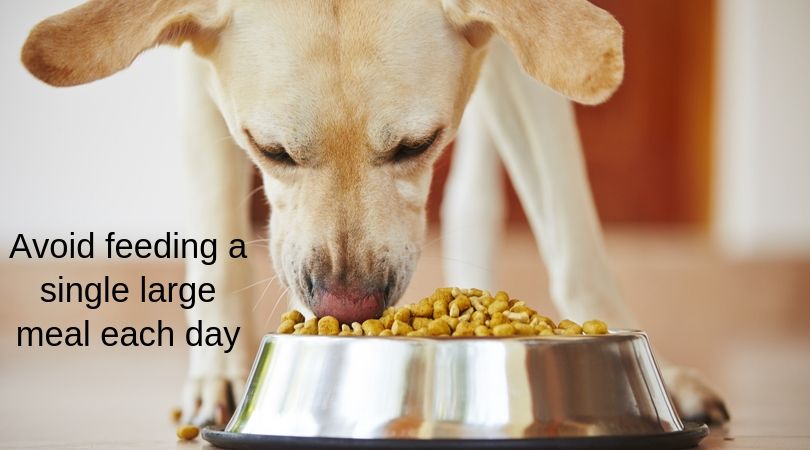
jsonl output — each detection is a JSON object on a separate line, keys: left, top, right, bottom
{"left": 310, "top": 280, "right": 386, "bottom": 324}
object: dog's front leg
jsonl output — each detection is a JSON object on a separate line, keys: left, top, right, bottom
{"left": 178, "top": 49, "right": 256, "bottom": 426}
{"left": 441, "top": 91, "right": 505, "bottom": 292}
{"left": 474, "top": 40, "right": 728, "bottom": 423}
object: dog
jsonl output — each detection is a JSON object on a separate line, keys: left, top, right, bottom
{"left": 22, "top": 0, "right": 728, "bottom": 426}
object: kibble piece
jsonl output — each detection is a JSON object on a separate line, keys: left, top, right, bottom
{"left": 412, "top": 317, "right": 430, "bottom": 330}
{"left": 410, "top": 299, "right": 433, "bottom": 317}
{"left": 351, "top": 322, "right": 363, "bottom": 336}
{"left": 451, "top": 287, "right": 462, "bottom": 297}
{"left": 561, "top": 326, "right": 582, "bottom": 336}
{"left": 170, "top": 407, "right": 182, "bottom": 424}
{"left": 379, "top": 314, "right": 394, "bottom": 329}
{"left": 362, "top": 319, "right": 385, "bottom": 336}
{"left": 276, "top": 319, "right": 296, "bottom": 334}
{"left": 392, "top": 320, "right": 414, "bottom": 336}
{"left": 432, "top": 288, "right": 454, "bottom": 303}
{"left": 583, "top": 319, "right": 608, "bottom": 335}
{"left": 295, "top": 318, "right": 317, "bottom": 335}
{"left": 488, "top": 299, "right": 509, "bottom": 315}
{"left": 453, "top": 321, "right": 476, "bottom": 337}
{"left": 474, "top": 325, "right": 491, "bottom": 336}
{"left": 281, "top": 310, "right": 305, "bottom": 324}
{"left": 505, "top": 311, "right": 530, "bottom": 323}
{"left": 433, "top": 299, "right": 449, "bottom": 319}
{"left": 539, "top": 327, "right": 555, "bottom": 336}
{"left": 558, "top": 319, "right": 583, "bottom": 334}
{"left": 513, "top": 322, "right": 536, "bottom": 336}
{"left": 481, "top": 296, "right": 495, "bottom": 307}
{"left": 441, "top": 315, "right": 460, "bottom": 331}
{"left": 427, "top": 319, "right": 451, "bottom": 336}
{"left": 492, "top": 323, "right": 516, "bottom": 337}
{"left": 407, "top": 329, "right": 427, "bottom": 337}
{"left": 453, "top": 295, "right": 472, "bottom": 311}
{"left": 494, "top": 291, "right": 510, "bottom": 303}
{"left": 394, "top": 308, "right": 412, "bottom": 323}
{"left": 489, "top": 312, "right": 509, "bottom": 327}
{"left": 317, "top": 316, "right": 340, "bottom": 335}
{"left": 338, "top": 330, "right": 352, "bottom": 336}
{"left": 535, "top": 322, "right": 553, "bottom": 333}
{"left": 379, "top": 329, "right": 394, "bottom": 336}
{"left": 177, "top": 424, "right": 199, "bottom": 441}
{"left": 449, "top": 303, "right": 460, "bottom": 318}
{"left": 510, "top": 303, "right": 531, "bottom": 315}
{"left": 471, "top": 297, "right": 486, "bottom": 313}
{"left": 535, "top": 315, "right": 557, "bottom": 329}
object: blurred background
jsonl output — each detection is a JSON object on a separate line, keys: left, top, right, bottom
{"left": 1, "top": 1, "right": 809, "bottom": 448}
{"left": 2, "top": 0, "right": 809, "bottom": 255}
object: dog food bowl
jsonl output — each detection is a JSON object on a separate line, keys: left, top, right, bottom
{"left": 203, "top": 331, "right": 708, "bottom": 449}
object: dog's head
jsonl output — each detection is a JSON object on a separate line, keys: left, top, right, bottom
{"left": 22, "top": 0, "right": 623, "bottom": 323}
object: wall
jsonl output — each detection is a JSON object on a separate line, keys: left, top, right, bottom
{"left": 0, "top": 1, "right": 186, "bottom": 248}
{"left": 714, "top": 0, "right": 810, "bottom": 257}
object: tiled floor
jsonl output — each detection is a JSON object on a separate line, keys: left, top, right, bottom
{"left": 2, "top": 227, "right": 809, "bottom": 449}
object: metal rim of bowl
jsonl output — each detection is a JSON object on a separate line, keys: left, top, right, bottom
{"left": 267, "top": 328, "right": 643, "bottom": 340}
{"left": 202, "top": 422, "right": 709, "bottom": 450}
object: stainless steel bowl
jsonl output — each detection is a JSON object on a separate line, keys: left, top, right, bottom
{"left": 204, "top": 331, "right": 708, "bottom": 449}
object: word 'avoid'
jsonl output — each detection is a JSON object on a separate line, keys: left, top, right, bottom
{"left": 17, "top": 320, "right": 240, "bottom": 353}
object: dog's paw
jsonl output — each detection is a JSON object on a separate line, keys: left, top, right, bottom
{"left": 180, "top": 375, "right": 246, "bottom": 427}
{"left": 661, "top": 365, "right": 730, "bottom": 424}
{"left": 178, "top": 325, "right": 254, "bottom": 426}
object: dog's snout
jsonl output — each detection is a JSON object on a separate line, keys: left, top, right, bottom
{"left": 302, "top": 245, "right": 394, "bottom": 323}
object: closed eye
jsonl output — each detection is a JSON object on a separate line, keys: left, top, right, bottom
{"left": 244, "top": 129, "right": 295, "bottom": 166}
{"left": 392, "top": 128, "right": 442, "bottom": 163}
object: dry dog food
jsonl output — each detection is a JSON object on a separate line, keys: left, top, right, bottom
{"left": 276, "top": 287, "right": 609, "bottom": 337}
{"left": 176, "top": 424, "right": 200, "bottom": 440}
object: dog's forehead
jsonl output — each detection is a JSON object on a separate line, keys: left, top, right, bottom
{"left": 214, "top": 0, "right": 466, "bottom": 147}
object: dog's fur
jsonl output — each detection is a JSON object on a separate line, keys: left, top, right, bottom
{"left": 22, "top": 0, "right": 728, "bottom": 426}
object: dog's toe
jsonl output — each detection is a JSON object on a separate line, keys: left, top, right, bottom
{"left": 180, "top": 377, "right": 241, "bottom": 427}
{"left": 662, "top": 366, "right": 730, "bottom": 425}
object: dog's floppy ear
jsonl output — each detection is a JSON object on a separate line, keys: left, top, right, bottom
{"left": 442, "top": 0, "right": 624, "bottom": 105}
{"left": 21, "top": 0, "right": 227, "bottom": 87}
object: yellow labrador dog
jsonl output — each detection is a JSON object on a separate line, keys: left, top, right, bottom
{"left": 22, "top": 0, "right": 728, "bottom": 426}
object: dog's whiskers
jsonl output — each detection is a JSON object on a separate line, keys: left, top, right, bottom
{"left": 240, "top": 185, "right": 265, "bottom": 208}
{"left": 264, "top": 286, "right": 290, "bottom": 330}
{"left": 232, "top": 274, "right": 277, "bottom": 295}
{"left": 212, "top": 134, "right": 236, "bottom": 144}
{"left": 251, "top": 276, "right": 277, "bottom": 313}
{"left": 245, "top": 238, "right": 272, "bottom": 245}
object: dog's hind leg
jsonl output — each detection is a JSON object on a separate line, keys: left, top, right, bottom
{"left": 475, "top": 40, "right": 636, "bottom": 328}
{"left": 441, "top": 87, "right": 505, "bottom": 293}
{"left": 178, "top": 47, "right": 256, "bottom": 426}
{"left": 475, "top": 39, "right": 728, "bottom": 423}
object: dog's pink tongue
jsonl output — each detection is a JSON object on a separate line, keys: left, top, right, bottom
{"left": 314, "top": 287, "right": 384, "bottom": 324}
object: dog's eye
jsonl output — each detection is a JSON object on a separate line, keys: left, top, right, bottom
{"left": 393, "top": 129, "right": 441, "bottom": 163}
{"left": 245, "top": 129, "right": 296, "bottom": 166}
{"left": 260, "top": 146, "right": 295, "bottom": 165}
